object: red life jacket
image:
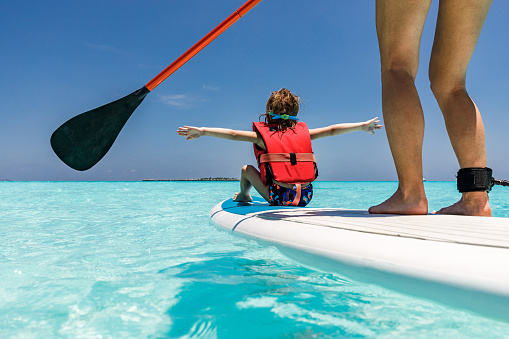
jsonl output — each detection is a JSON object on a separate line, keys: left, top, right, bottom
{"left": 253, "top": 122, "right": 318, "bottom": 187}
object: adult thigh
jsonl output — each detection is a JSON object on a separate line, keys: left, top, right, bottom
{"left": 376, "top": 0, "right": 432, "bottom": 77}
{"left": 429, "top": 0, "right": 492, "bottom": 95}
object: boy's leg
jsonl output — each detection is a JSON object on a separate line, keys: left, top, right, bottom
{"left": 369, "top": 0, "right": 431, "bottom": 215}
{"left": 233, "top": 165, "right": 270, "bottom": 202}
{"left": 429, "top": 0, "right": 492, "bottom": 216}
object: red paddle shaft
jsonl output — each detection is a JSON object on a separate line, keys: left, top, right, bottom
{"left": 145, "top": 0, "right": 263, "bottom": 91}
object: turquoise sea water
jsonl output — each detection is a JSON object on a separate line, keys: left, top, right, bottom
{"left": 1, "top": 181, "right": 509, "bottom": 338}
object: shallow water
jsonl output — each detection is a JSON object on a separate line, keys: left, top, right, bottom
{"left": 1, "top": 181, "right": 508, "bottom": 338}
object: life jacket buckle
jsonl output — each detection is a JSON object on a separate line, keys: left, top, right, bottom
{"left": 290, "top": 153, "right": 297, "bottom": 165}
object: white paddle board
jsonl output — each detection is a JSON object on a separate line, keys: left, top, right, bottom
{"left": 210, "top": 197, "right": 509, "bottom": 323}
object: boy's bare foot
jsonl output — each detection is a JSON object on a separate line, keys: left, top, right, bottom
{"left": 433, "top": 192, "right": 491, "bottom": 217}
{"left": 369, "top": 187, "right": 428, "bottom": 215}
{"left": 233, "top": 192, "right": 252, "bottom": 202}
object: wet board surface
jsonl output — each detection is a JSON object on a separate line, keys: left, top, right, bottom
{"left": 210, "top": 198, "right": 509, "bottom": 323}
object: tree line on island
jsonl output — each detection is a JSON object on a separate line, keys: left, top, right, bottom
{"left": 142, "top": 177, "right": 239, "bottom": 182}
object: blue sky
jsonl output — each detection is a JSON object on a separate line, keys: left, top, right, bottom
{"left": 1, "top": 0, "right": 508, "bottom": 181}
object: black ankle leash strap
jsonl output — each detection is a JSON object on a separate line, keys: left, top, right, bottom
{"left": 457, "top": 167, "right": 508, "bottom": 193}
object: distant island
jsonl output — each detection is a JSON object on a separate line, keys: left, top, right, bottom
{"left": 142, "top": 177, "right": 239, "bottom": 182}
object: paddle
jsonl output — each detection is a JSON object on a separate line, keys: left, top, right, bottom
{"left": 51, "top": 0, "right": 263, "bottom": 171}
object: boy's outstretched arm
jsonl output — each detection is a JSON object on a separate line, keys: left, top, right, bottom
{"left": 309, "top": 117, "right": 382, "bottom": 140}
{"left": 177, "top": 126, "right": 263, "bottom": 146}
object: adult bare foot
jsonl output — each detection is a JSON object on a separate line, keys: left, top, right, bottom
{"left": 433, "top": 192, "right": 491, "bottom": 217}
{"left": 369, "top": 187, "right": 428, "bottom": 215}
{"left": 233, "top": 192, "right": 252, "bottom": 202}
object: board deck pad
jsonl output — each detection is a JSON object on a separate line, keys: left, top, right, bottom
{"left": 211, "top": 198, "right": 509, "bottom": 323}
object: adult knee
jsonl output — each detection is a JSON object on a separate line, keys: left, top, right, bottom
{"left": 429, "top": 69, "right": 466, "bottom": 105}
{"left": 380, "top": 60, "right": 418, "bottom": 85}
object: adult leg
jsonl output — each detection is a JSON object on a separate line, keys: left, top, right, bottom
{"left": 429, "top": 0, "right": 492, "bottom": 216}
{"left": 369, "top": 0, "right": 431, "bottom": 215}
{"left": 233, "top": 165, "right": 270, "bottom": 202}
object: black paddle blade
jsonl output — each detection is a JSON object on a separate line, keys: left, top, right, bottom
{"left": 50, "top": 86, "right": 150, "bottom": 171}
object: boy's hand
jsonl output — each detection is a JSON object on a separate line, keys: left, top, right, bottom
{"left": 177, "top": 126, "right": 204, "bottom": 140}
{"left": 363, "top": 117, "right": 383, "bottom": 135}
